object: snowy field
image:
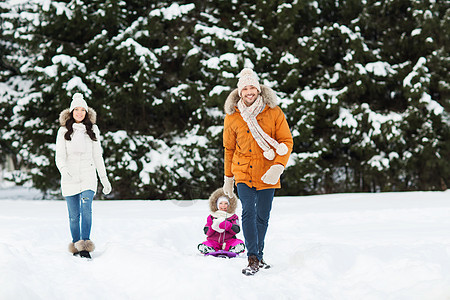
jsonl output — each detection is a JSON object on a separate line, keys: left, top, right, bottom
{"left": 1, "top": 187, "right": 450, "bottom": 300}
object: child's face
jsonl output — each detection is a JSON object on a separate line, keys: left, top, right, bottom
{"left": 218, "top": 201, "right": 229, "bottom": 211}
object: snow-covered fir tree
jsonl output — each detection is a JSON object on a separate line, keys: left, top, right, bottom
{"left": 0, "top": 0, "right": 448, "bottom": 199}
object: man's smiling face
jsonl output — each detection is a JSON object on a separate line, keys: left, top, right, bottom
{"left": 240, "top": 86, "right": 260, "bottom": 107}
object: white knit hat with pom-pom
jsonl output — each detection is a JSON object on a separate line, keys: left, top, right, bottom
{"left": 69, "top": 93, "right": 88, "bottom": 113}
{"left": 237, "top": 68, "right": 261, "bottom": 96}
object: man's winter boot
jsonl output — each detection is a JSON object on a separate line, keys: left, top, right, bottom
{"left": 259, "top": 259, "right": 271, "bottom": 269}
{"left": 242, "top": 255, "right": 259, "bottom": 276}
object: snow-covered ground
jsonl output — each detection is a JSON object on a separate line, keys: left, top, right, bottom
{"left": 1, "top": 188, "right": 450, "bottom": 299}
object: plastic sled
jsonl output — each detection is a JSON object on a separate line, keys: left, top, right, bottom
{"left": 205, "top": 250, "right": 238, "bottom": 258}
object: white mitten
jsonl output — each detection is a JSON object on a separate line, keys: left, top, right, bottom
{"left": 276, "top": 143, "right": 289, "bottom": 156}
{"left": 261, "top": 164, "right": 284, "bottom": 185}
{"left": 211, "top": 217, "right": 225, "bottom": 233}
{"left": 100, "top": 176, "right": 112, "bottom": 195}
{"left": 223, "top": 176, "right": 234, "bottom": 197}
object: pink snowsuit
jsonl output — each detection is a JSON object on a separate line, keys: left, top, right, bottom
{"left": 201, "top": 213, "right": 244, "bottom": 251}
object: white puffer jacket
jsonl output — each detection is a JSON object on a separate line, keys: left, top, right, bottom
{"left": 55, "top": 108, "right": 108, "bottom": 197}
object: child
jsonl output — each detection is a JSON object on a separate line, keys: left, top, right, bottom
{"left": 198, "top": 188, "right": 245, "bottom": 255}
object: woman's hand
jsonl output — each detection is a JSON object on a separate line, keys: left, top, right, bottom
{"left": 100, "top": 176, "right": 112, "bottom": 195}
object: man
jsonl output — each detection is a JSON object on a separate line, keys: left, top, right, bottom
{"left": 222, "top": 68, "right": 293, "bottom": 276}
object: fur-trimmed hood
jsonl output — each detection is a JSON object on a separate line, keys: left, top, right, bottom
{"left": 59, "top": 107, "right": 97, "bottom": 126}
{"left": 224, "top": 85, "right": 278, "bottom": 115}
{"left": 208, "top": 188, "right": 238, "bottom": 214}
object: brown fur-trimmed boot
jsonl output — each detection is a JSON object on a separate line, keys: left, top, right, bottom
{"left": 69, "top": 240, "right": 95, "bottom": 259}
{"left": 242, "top": 255, "right": 259, "bottom": 276}
{"left": 84, "top": 240, "right": 95, "bottom": 252}
{"left": 68, "top": 242, "right": 78, "bottom": 255}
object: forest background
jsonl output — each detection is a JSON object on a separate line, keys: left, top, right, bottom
{"left": 0, "top": 0, "right": 449, "bottom": 200}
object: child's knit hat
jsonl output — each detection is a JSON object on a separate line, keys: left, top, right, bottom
{"left": 216, "top": 196, "right": 230, "bottom": 210}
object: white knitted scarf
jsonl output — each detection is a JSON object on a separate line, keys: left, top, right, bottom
{"left": 237, "top": 96, "right": 288, "bottom": 160}
{"left": 71, "top": 123, "right": 87, "bottom": 153}
{"left": 211, "top": 210, "right": 229, "bottom": 219}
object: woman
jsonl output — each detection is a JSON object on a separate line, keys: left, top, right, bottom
{"left": 55, "top": 93, "right": 111, "bottom": 259}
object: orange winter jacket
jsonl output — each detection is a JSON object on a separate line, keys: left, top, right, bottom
{"left": 223, "top": 85, "right": 293, "bottom": 190}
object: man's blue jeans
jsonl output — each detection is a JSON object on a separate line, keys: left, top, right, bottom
{"left": 236, "top": 183, "right": 275, "bottom": 261}
{"left": 65, "top": 190, "right": 95, "bottom": 242}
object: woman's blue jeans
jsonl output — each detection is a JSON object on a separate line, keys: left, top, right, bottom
{"left": 65, "top": 190, "right": 95, "bottom": 242}
{"left": 236, "top": 183, "right": 275, "bottom": 261}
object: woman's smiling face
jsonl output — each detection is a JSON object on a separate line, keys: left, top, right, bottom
{"left": 73, "top": 107, "right": 86, "bottom": 123}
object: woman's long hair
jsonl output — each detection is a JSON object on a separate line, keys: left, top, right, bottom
{"left": 64, "top": 111, "right": 97, "bottom": 141}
